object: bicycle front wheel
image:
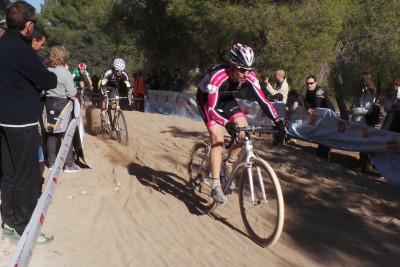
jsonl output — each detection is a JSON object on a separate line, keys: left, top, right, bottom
{"left": 188, "top": 142, "right": 216, "bottom": 213}
{"left": 239, "top": 157, "right": 284, "bottom": 247}
{"left": 115, "top": 110, "right": 128, "bottom": 145}
{"left": 101, "top": 111, "right": 113, "bottom": 137}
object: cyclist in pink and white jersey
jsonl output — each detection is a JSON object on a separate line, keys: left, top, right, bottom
{"left": 196, "top": 43, "right": 286, "bottom": 205}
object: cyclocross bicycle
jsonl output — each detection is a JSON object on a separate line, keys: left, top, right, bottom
{"left": 188, "top": 125, "right": 285, "bottom": 247}
{"left": 76, "top": 86, "right": 93, "bottom": 108}
{"left": 100, "top": 86, "right": 129, "bottom": 145}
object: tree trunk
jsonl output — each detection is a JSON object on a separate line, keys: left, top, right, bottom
{"left": 332, "top": 69, "right": 349, "bottom": 121}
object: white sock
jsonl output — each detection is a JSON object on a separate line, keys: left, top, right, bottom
{"left": 211, "top": 179, "right": 221, "bottom": 190}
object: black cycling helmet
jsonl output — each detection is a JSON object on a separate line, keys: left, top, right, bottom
{"left": 228, "top": 43, "right": 255, "bottom": 71}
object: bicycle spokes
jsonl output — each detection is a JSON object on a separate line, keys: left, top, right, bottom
{"left": 239, "top": 158, "right": 284, "bottom": 247}
{"left": 256, "top": 165, "right": 267, "bottom": 203}
{"left": 188, "top": 142, "right": 216, "bottom": 213}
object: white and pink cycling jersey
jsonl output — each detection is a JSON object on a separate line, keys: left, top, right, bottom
{"left": 197, "top": 64, "right": 278, "bottom": 127}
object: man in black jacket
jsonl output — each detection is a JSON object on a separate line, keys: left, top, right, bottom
{"left": 303, "top": 75, "right": 333, "bottom": 160}
{"left": 0, "top": 1, "right": 57, "bottom": 241}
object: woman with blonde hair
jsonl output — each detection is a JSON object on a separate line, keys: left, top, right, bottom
{"left": 45, "top": 45, "right": 78, "bottom": 173}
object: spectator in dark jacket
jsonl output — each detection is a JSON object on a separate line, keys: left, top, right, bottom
{"left": 170, "top": 68, "right": 185, "bottom": 92}
{"left": 145, "top": 69, "right": 160, "bottom": 91}
{"left": 159, "top": 66, "right": 171, "bottom": 90}
{"left": 303, "top": 75, "right": 332, "bottom": 160}
{"left": 0, "top": 1, "right": 57, "bottom": 242}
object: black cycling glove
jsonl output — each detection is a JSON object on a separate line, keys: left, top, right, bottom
{"left": 225, "top": 122, "right": 240, "bottom": 138}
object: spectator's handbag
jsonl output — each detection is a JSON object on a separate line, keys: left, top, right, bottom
{"left": 43, "top": 97, "right": 74, "bottom": 133}
{"left": 365, "top": 103, "right": 381, "bottom": 126}
{"left": 356, "top": 89, "right": 381, "bottom": 126}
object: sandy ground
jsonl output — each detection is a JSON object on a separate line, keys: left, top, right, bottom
{"left": 1, "top": 104, "right": 400, "bottom": 267}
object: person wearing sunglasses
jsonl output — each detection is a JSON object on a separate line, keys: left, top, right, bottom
{"left": 303, "top": 75, "right": 332, "bottom": 159}
{"left": 99, "top": 58, "right": 132, "bottom": 116}
{"left": 196, "top": 43, "right": 286, "bottom": 205}
{"left": 304, "top": 76, "right": 323, "bottom": 114}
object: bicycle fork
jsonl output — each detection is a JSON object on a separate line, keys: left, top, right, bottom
{"left": 111, "top": 106, "right": 121, "bottom": 132}
{"left": 244, "top": 138, "right": 267, "bottom": 205}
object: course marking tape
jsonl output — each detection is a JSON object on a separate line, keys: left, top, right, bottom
{"left": 7, "top": 119, "right": 77, "bottom": 267}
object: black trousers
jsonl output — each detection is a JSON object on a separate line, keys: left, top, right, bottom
{"left": 47, "top": 132, "right": 74, "bottom": 166}
{"left": 0, "top": 125, "right": 41, "bottom": 235}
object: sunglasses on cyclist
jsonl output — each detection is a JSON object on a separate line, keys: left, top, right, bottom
{"left": 306, "top": 81, "right": 315, "bottom": 85}
{"left": 236, "top": 67, "right": 252, "bottom": 74}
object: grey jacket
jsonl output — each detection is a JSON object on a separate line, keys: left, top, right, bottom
{"left": 351, "top": 89, "right": 376, "bottom": 125}
{"left": 46, "top": 66, "right": 77, "bottom": 98}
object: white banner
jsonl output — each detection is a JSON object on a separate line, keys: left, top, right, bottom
{"left": 7, "top": 119, "right": 77, "bottom": 267}
{"left": 146, "top": 90, "right": 400, "bottom": 186}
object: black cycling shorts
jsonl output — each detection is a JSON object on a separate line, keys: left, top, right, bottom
{"left": 102, "top": 86, "right": 118, "bottom": 100}
{"left": 196, "top": 89, "right": 243, "bottom": 128}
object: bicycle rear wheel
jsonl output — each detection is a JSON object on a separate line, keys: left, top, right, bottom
{"left": 115, "top": 110, "right": 128, "bottom": 145}
{"left": 239, "top": 157, "right": 284, "bottom": 247}
{"left": 188, "top": 142, "right": 217, "bottom": 213}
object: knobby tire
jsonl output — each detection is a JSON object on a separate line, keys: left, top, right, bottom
{"left": 188, "top": 142, "right": 217, "bottom": 213}
{"left": 115, "top": 110, "right": 128, "bottom": 145}
{"left": 239, "top": 157, "right": 284, "bottom": 247}
{"left": 101, "top": 110, "right": 113, "bottom": 137}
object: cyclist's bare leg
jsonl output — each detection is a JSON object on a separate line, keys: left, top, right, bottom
{"left": 100, "top": 86, "right": 107, "bottom": 112}
{"left": 208, "top": 123, "right": 225, "bottom": 180}
{"left": 226, "top": 116, "right": 248, "bottom": 161}
{"left": 79, "top": 81, "right": 85, "bottom": 95}
{"left": 101, "top": 96, "right": 106, "bottom": 110}
{"left": 208, "top": 123, "right": 228, "bottom": 204}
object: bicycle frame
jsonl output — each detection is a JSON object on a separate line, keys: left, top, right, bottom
{"left": 222, "top": 133, "right": 260, "bottom": 204}
{"left": 194, "top": 126, "right": 280, "bottom": 204}
{"left": 102, "top": 87, "right": 120, "bottom": 125}
{"left": 189, "top": 125, "right": 284, "bottom": 247}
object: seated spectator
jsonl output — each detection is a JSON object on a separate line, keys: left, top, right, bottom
{"left": 381, "top": 78, "right": 400, "bottom": 133}
{"left": 285, "top": 89, "right": 303, "bottom": 114}
{"left": 273, "top": 93, "right": 284, "bottom": 103}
